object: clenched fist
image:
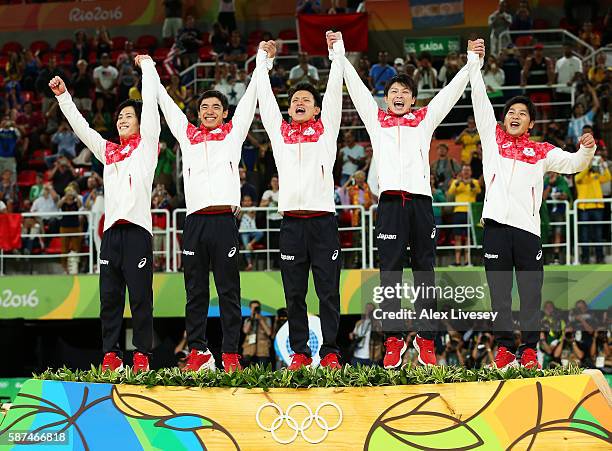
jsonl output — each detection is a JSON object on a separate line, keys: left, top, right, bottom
{"left": 326, "top": 30, "right": 343, "bottom": 49}
{"left": 467, "top": 39, "right": 485, "bottom": 58}
{"left": 48, "top": 76, "right": 66, "bottom": 96}
{"left": 134, "top": 54, "right": 153, "bottom": 67}
{"left": 579, "top": 133, "right": 596, "bottom": 149}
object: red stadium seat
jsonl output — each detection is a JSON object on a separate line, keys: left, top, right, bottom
{"left": 41, "top": 52, "right": 59, "bottom": 65}
{"left": 201, "top": 31, "right": 210, "bottom": 43}
{"left": 45, "top": 237, "right": 63, "bottom": 255}
{"left": 135, "top": 35, "right": 158, "bottom": 50}
{"left": 2, "top": 41, "right": 22, "bottom": 54}
{"left": 55, "top": 39, "right": 73, "bottom": 54}
{"left": 0, "top": 56, "right": 8, "bottom": 69}
{"left": 248, "top": 29, "right": 266, "bottom": 44}
{"left": 198, "top": 46, "right": 213, "bottom": 61}
{"left": 30, "top": 40, "right": 50, "bottom": 54}
{"left": 61, "top": 53, "right": 74, "bottom": 67}
{"left": 112, "top": 36, "right": 128, "bottom": 50}
{"left": 110, "top": 50, "right": 122, "bottom": 62}
{"left": 533, "top": 19, "right": 549, "bottom": 30}
{"left": 278, "top": 29, "right": 297, "bottom": 40}
{"left": 514, "top": 36, "right": 533, "bottom": 48}
{"left": 247, "top": 44, "right": 258, "bottom": 57}
{"left": 153, "top": 47, "right": 170, "bottom": 62}
{"left": 29, "top": 149, "right": 51, "bottom": 169}
{"left": 88, "top": 51, "right": 98, "bottom": 65}
{"left": 17, "top": 170, "right": 37, "bottom": 187}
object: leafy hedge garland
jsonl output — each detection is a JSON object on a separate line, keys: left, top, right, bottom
{"left": 34, "top": 364, "right": 582, "bottom": 390}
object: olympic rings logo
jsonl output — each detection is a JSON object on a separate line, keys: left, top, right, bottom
{"left": 255, "top": 402, "right": 343, "bottom": 444}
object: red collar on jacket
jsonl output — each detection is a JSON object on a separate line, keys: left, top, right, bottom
{"left": 186, "top": 122, "right": 233, "bottom": 145}
{"left": 105, "top": 134, "right": 141, "bottom": 164}
{"left": 377, "top": 107, "right": 428, "bottom": 128}
{"left": 495, "top": 125, "right": 555, "bottom": 164}
{"left": 281, "top": 118, "right": 324, "bottom": 144}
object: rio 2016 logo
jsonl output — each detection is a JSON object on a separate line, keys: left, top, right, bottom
{"left": 69, "top": 6, "right": 123, "bottom": 22}
{"left": 1, "top": 289, "right": 39, "bottom": 308}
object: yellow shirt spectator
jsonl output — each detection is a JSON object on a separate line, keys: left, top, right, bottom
{"left": 129, "top": 86, "right": 142, "bottom": 100}
{"left": 448, "top": 177, "right": 481, "bottom": 212}
{"left": 575, "top": 163, "right": 611, "bottom": 209}
{"left": 455, "top": 117, "right": 480, "bottom": 164}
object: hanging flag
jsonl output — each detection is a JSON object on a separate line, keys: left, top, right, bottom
{"left": 297, "top": 13, "right": 368, "bottom": 55}
{"left": 410, "top": 0, "right": 464, "bottom": 29}
{"left": 0, "top": 213, "right": 22, "bottom": 251}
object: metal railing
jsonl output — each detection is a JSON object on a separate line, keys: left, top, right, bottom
{"left": 368, "top": 202, "right": 476, "bottom": 269}
{"left": 172, "top": 205, "right": 367, "bottom": 271}
{"left": 544, "top": 200, "right": 571, "bottom": 264}
{"left": 151, "top": 208, "right": 172, "bottom": 272}
{"left": 573, "top": 198, "right": 612, "bottom": 265}
{"left": 0, "top": 211, "right": 93, "bottom": 275}
{"left": 497, "top": 29, "right": 595, "bottom": 63}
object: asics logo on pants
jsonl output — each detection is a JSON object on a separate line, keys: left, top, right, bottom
{"left": 138, "top": 258, "right": 147, "bottom": 268}
{"left": 228, "top": 247, "right": 237, "bottom": 258}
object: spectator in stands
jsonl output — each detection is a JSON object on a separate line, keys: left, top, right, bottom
{"left": 579, "top": 21, "right": 601, "bottom": 51}
{"left": 21, "top": 216, "right": 44, "bottom": 255}
{"left": 437, "top": 52, "right": 460, "bottom": 88}
{"left": 470, "top": 143, "right": 483, "bottom": 183}
{"left": 72, "top": 30, "right": 89, "bottom": 65}
{"left": 544, "top": 172, "right": 572, "bottom": 264}
{"left": 93, "top": 53, "right": 118, "bottom": 108}
{"left": 213, "top": 63, "right": 246, "bottom": 112}
{"left": 93, "top": 27, "right": 113, "bottom": 59}
{"left": 588, "top": 53, "right": 607, "bottom": 86}
{"left": 166, "top": 74, "right": 187, "bottom": 110}
{"left": 499, "top": 45, "right": 522, "bottom": 101}
{"left": 242, "top": 300, "right": 273, "bottom": 367}
{"left": 393, "top": 57, "right": 404, "bottom": 75}
{"left": 210, "top": 22, "right": 229, "bottom": 56}
{"left": 296, "top": 0, "right": 322, "bottom": 14}
{"left": 482, "top": 55, "right": 505, "bottom": 100}
{"left": 511, "top": 0, "right": 532, "bottom": 32}
{"left": 455, "top": 116, "right": 480, "bottom": 164}
{"left": 339, "top": 130, "right": 365, "bottom": 186}
{"left": 259, "top": 174, "right": 281, "bottom": 266}
{"left": 21, "top": 49, "right": 41, "bottom": 92}
{"left": 488, "top": 0, "right": 512, "bottom": 56}
{"left": 357, "top": 55, "right": 372, "bottom": 89}
{"left": 289, "top": 52, "right": 319, "bottom": 86}
{"left": 568, "top": 84, "right": 599, "bottom": 146}
{"left": 47, "top": 121, "right": 79, "bottom": 167}
{"left": 81, "top": 173, "right": 102, "bottom": 207}
{"left": 49, "top": 156, "right": 77, "bottom": 196}
{"left": 177, "top": 15, "right": 203, "bottom": 65}
{"left": 554, "top": 325, "right": 585, "bottom": 367}
{"left": 89, "top": 97, "right": 112, "bottom": 141}
{"left": 239, "top": 166, "right": 257, "bottom": 202}
{"left": 151, "top": 184, "right": 171, "bottom": 271}
{"left": 369, "top": 51, "right": 396, "bottom": 97}
{"left": 0, "top": 117, "right": 20, "bottom": 181}
{"left": 35, "top": 54, "right": 67, "bottom": 114}
{"left": 342, "top": 170, "right": 373, "bottom": 267}
{"left": 431, "top": 143, "right": 461, "bottom": 191}
{"left": 521, "top": 43, "right": 554, "bottom": 132}
{"left": 57, "top": 184, "right": 83, "bottom": 274}
{"left": 29, "top": 173, "right": 44, "bottom": 202}
{"left": 118, "top": 64, "right": 138, "bottom": 102}
{"left": 447, "top": 165, "right": 480, "bottom": 266}
{"left": 0, "top": 169, "right": 18, "bottom": 212}
{"left": 72, "top": 59, "right": 93, "bottom": 112}
{"left": 239, "top": 194, "right": 263, "bottom": 271}
{"left": 31, "top": 182, "right": 59, "bottom": 224}
{"left": 116, "top": 41, "right": 138, "bottom": 70}
{"left": 555, "top": 44, "right": 582, "bottom": 117}
{"left": 162, "top": 0, "right": 183, "bottom": 45}
{"left": 218, "top": 0, "right": 237, "bottom": 32}
{"left": 0, "top": 200, "right": 6, "bottom": 213}
{"left": 414, "top": 52, "right": 437, "bottom": 106}
{"left": 575, "top": 154, "right": 610, "bottom": 263}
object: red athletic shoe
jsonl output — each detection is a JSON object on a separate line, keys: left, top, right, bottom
{"left": 183, "top": 349, "right": 216, "bottom": 372}
{"left": 222, "top": 353, "right": 243, "bottom": 372}
{"left": 320, "top": 353, "right": 342, "bottom": 369}
{"left": 413, "top": 335, "right": 437, "bottom": 366}
{"left": 287, "top": 353, "right": 313, "bottom": 370}
{"left": 520, "top": 348, "right": 541, "bottom": 369}
{"left": 493, "top": 346, "right": 518, "bottom": 370}
{"left": 102, "top": 352, "right": 123, "bottom": 372}
{"left": 132, "top": 352, "right": 149, "bottom": 373}
{"left": 383, "top": 337, "right": 407, "bottom": 369}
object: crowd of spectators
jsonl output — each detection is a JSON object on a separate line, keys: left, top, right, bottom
{"left": 0, "top": 2, "right": 610, "bottom": 274}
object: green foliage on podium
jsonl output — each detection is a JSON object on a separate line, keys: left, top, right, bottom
{"left": 34, "top": 364, "right": 582, "bottom": 390}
